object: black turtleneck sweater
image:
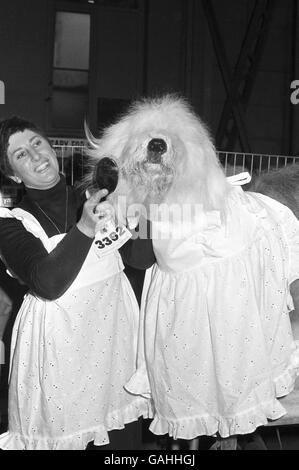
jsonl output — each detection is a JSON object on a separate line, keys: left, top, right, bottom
{"left": 0, "top": 176, "right": 93, "bottom": 300}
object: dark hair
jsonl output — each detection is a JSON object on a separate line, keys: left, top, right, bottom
{"left": 0, "top": 116, "right": 51, "bottom": 176}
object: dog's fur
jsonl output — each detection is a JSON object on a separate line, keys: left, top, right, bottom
{"left": 86, "top": 95, "right": 230, "bottom": 211}
{"left": 248, "top": 164, "right": 299, "bottom": 219}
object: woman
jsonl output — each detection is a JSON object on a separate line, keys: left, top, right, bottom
{"left": 0, "top": 116, "right": 151, "bottom": 450}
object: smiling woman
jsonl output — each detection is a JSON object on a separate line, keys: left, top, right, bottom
{"left": 7, "top": 130, "right": 60, "bottom": 189}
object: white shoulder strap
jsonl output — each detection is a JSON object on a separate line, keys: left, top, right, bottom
{"left": 11, "top": 208, "right": 50, "bottom": 246}
{"left": 226, "top": 172, "right": 252, "bottom": 186}
{"left": 0, "top": 207, "right": 14, "bottom": 219}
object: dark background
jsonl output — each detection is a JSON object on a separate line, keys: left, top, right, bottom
{"left": 0, "top": 0, "right": 299, "bottom": 156}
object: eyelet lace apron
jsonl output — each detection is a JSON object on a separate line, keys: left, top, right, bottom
{"left": 0, "top": 208, "right": 152, "bottom": 450}
{"left": 126, "top": 185, "right": 299, "bottom": 440}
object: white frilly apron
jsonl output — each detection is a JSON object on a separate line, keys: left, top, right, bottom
{"left": 0, "top": 208, "right": 152, "bottom": 450}
{"left": 126, "top": 177, "right": 299, "bottom": 439}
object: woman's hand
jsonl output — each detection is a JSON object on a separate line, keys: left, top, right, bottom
{"left": 76, "top": 189, "right": 112, "bottom": 238}
{"left": 94, "top": 200, "right": 116, "bottom": 234}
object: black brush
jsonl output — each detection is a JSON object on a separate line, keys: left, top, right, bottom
{"left": 92, "top": 156, "right": 119, "bottom": 201}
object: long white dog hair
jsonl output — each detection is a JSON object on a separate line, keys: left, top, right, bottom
{"left": 85, "top": 94, "right": 230, "bottom": 211}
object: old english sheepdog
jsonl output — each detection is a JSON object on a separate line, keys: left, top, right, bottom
{"left": 86, "top": 95, "right": 229, "bottom": 211}
{"left": 86, "top": 95, "right": 299, "bottom": 441}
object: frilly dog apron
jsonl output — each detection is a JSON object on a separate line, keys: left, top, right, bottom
{"left": 126, "top": 177, "right": 299, "bottom": 440}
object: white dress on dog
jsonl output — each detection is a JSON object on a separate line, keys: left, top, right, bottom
{"left": 0, "top": 208, "right": 151, "bottom": 450}
{"left": 127, "top": 183, "right": 299, "bottom": 439}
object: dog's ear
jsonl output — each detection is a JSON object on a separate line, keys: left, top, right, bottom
{"left": 96, "top": 117, "right": 132, "bottom": 160}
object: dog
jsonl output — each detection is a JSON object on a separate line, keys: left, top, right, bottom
{"left": 248, "top": 164, "right": 299, "bottom": 219}
{"left": 247, "top": 165, "right": 299, "bottom": 336}
{"left": 86, "top": 95, "right": 299, "bottom": 441}
{"left": 86, "top": 95, "right": 228, "bottom": 210}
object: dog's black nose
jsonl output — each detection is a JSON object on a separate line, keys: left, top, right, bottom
{"left": 147, "top": 138, "right": 167, "bottom": 164}
{"left": 148, "top": 138, "right": 167, "bottom": 155}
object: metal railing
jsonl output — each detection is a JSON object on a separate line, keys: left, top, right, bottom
{"left": 54, "top": 145, "right": 87, "bottom": 187}
{"left": 54, "top": 146, "right": 299, "bottom": 181}
{"left": 218, "top": 151, "right": 299, "bottom": 176}
{"left": 0, "top": 146, "right": 298, "bottom": 207}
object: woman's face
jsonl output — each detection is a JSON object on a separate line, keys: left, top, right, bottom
{"left": 7, "top": 130, "right": 60, "bottom": 189}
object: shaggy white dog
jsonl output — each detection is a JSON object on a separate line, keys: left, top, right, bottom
{"left": 86, "top": 94, "right": 229, "bottom": 211}
{"left": 86, "top": 95, "right": 299, "bottom": 441}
